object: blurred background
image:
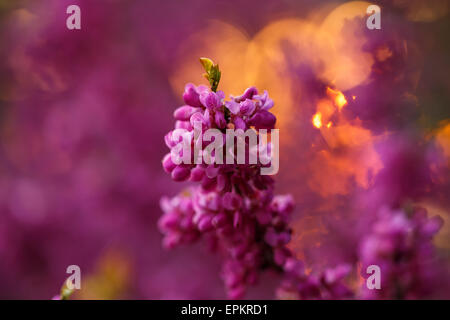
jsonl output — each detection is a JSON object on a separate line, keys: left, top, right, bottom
{"left": 0, "top": 0, "right": 449, "bottom": 299}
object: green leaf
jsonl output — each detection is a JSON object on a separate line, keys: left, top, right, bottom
{"left": 199, "top": 57, "right": 221, "bottom": 92}
{"left": 199, "top": 57, "right": 214, "bottom": 73}
{"left": 60, "top": 279, "right": 75, "bottom": 300}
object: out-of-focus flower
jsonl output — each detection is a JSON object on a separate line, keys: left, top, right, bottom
{"left": 276, "top": 262, "right": 353, "bottom": 300}
{"left": 359, "top": 207, "right": 444, "bottom": 299}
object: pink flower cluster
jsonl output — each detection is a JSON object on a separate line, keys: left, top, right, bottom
{"left": 359, "top": 207, "right": 444, "bottom": 299}
{"left": 159, "top": 72, "right": 351, "bottom": 299}
{"left": 159, "top": 186, "right": 297, "bottom": 298}
{"left": 162, "top": 83, "right": 276, "bottom": 185}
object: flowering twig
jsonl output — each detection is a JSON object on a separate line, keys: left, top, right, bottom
{"left": 159, "top": 58, "right": 352, "bottom": 299}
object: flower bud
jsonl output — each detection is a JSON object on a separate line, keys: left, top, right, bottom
{"left": 162, "top": 154, "right": 176, "bottom": 173}
{"left": 171, "top": 166, "right": 190, "bottom": 181}
{"left": 183, "top": 83, "right": 202, "bottom": 107}
{"left": 174, "top": 105, "right": 196, "bottom": 121}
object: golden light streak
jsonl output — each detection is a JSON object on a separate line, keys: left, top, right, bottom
{"left": 312, "top": 112, "right": 322, "bottom": 129}
{"left": 326, "top": 87, "right": 347, "bottom": 110}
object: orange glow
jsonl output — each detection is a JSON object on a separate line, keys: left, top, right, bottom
{"left": 170, "top": 2, "right": 379, "bottom": 135}
{"left": 376, "top": 45, "right": 393, "bottom": 62}
{"left": 435, "top": 122, "right": 450, "bottom": 159}
{"left": 170, "top": 21, "right": 251, "bottom": 99}
{"left": 78, "top": 250, "right": 131, "bottom": 299}
{"left": 308, "top": 124, "right": 384, "bottom": 197}
{"left": 356, "top": 263, "right": 365, "bottom": 286}
{"left": 319, "top": 1, "right": 374, "bottom": 90}
{"left": 326, "top": 87, "right": 347, "bottom": 110}
{"left": 327, "top": 122, "right": 332, "bottom": 128}
{"left": 312, "top": 112, "right": 322, "bottom": 129}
